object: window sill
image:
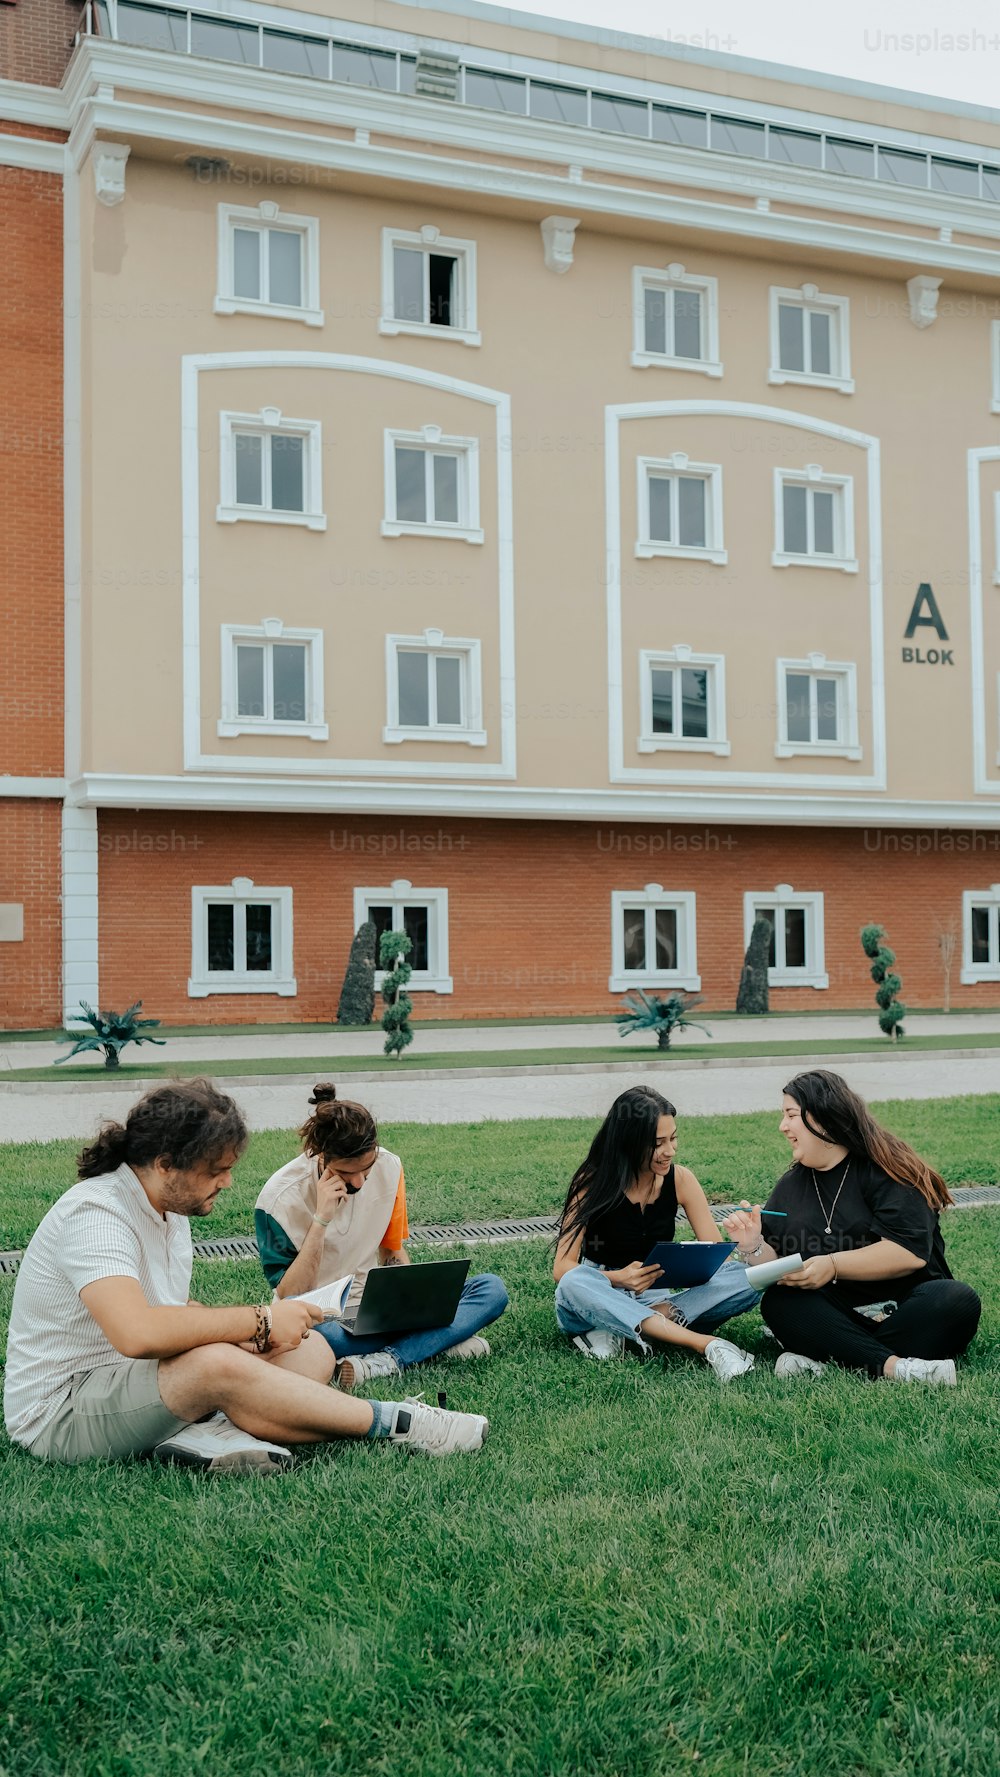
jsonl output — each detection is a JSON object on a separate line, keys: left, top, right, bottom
{"left": 768, "top": 369, "right": 854, "bottom": 395}
{"left": 774, "top": 743, "right": 862, "bottom": 760}
{"left": 960, "top": 966, "right": 1000, "bottom": 984}
{"left": 383, "top": 726, "right": 488, "bottom": 746}
{"left": 608, "top": 971, "right": 701, "bottom": 993}
{"left": 214, "top": 297, "right": 324, "bottom": 328}
{"left": 635, "top": 543, "right": 727, "bottom": 564}
{"left": 638, "top": 736, "right": 730, "bottom": 755}
{"left": 217, "top": 505, "right": 327, "bottom": 532}
{"left": 217, "top": 720, "right": 329, "bottom": 741}
{"left": 631, "top": 352, "right": 723, "bottom": 377}
{"left": 381, "top": 520, "right": 484, "bottom": 544}
{"left": 772, "top": 552, "right": 857, "bottom": 574}
{"left": 374, "top": 971, "right": 454, "bottom": 994}
{"left": 379, "top": 319, "right": 481, "bottom": 347}
{"left": 767, "top": 971, "right": 829, "bottom": 989}
{"left": 188, "top": 977, "right": 298, "bottom": 997}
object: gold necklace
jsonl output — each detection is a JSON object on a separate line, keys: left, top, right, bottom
{"left": 811, "top": 1158, "right": 851, "bottom": 1234}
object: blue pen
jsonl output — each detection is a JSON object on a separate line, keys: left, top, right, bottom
{"left": 737, "top": 1203, "right": 787, "bottom": 1215}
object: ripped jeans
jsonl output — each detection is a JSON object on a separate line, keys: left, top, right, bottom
{"left": 555, "top": 1257, "right": 760, "bottom": 1349}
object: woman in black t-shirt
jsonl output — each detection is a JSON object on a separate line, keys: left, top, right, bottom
{"left": 553, "top": 1086, "right": 759, "bottom": 1382}
{"left": 722, "top": 1070, "right": 980, "bottom": 1385}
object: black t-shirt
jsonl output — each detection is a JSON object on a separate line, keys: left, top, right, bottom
{"left": 762, "top": 1156, "right": 952, "bottom": 1306}
{"left": 582, "top": 1166, "right": 678, "bottom": 1271}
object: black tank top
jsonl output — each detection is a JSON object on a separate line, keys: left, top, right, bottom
{"left": 581, "top": 1167, "right": 678, "bottom": 1270}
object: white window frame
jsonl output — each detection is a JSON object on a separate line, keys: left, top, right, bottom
{"left": 993, "top": 492, "right": 1000, "bottom": 585}
{"left": 189, "top": 877, "right": 296, "bottom": 997}
{"left": 218, "top": 619, "right": 327, "bottom": 741}
{"left": 635, "top": 454, "right": 726, "bottom": 564}
{"left": 775, "top": 654, "right": 861, "bottom": 759}
{"left": 384, "top": 629, "right": 486, "bottom": 746}
{"left": 380, "top": 225, "right": 480, "bottom": 346}
{"left": 382, "top": 427, "right": 483, "bottom": 543}
{"left": 354, "top": 880, "right": 452, "bottom": 994}
{"left": 990, "top": 323, "right": 1000, "bottom": 415}
{"left": 773, "top": 465, "right": 857, "bottom": 572}
{"left": 961, "top": 886, "right": 1000, "bottom": 982}
{"left": 638, "top": 646, "right": 729, "bottom": 755}
{"left": 768, "top": 283, "right": 853, "bottom": 394}
{"left": 609, "top": 884, "right": 700, "bottom": 992}
{"left": 218, "top": 407, "right": 326, "bottom": 531}
{"left": 631, "top": 263, "right": 722, "bottom": 376}
{"left": 215, "top": 201, "right": 323, "bottom": 327}
{"left": 743, "top": 886, "right": 828, "bottom": 989}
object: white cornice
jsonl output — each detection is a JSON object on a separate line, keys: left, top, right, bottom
{"left": 59, "top": 42, "right": 1000, "bottom": 276}
{"left": 0, "top": 76, "right": 68, "bottom": 131}
{"left": 0, "top": 132, "right": 66, "bottom": 175}
{"left": 1, "top": 778, "right": 68, "bottom": 797}
{"left": 66, "top": 774, "right": 1000, "bottom": 828}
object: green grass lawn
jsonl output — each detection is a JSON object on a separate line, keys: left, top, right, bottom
{"left": 2, "top": 1213, "right": 1000, "bottom": 1776}
{"left": 2, "top": 1096, "right": 999, "bottom": 1252}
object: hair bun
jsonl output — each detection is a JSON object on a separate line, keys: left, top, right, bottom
{"left": 309, "top": 1083, "right": 338, "bottom": 1107}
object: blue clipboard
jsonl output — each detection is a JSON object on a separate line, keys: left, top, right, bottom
{"left": 643, "top": 1241, "right": 737, "bottom": 1287}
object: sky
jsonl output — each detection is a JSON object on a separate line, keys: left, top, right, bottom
{"left": 503, "top": 0, "right": 1000, "bottom": 113}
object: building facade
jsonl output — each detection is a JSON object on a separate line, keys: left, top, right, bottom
{"left": 5, "top": 0, "right": 1000, "bottom": 1025}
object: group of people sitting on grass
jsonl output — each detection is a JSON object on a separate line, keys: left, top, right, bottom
{"left": 3, "top": 1068, "right": 982, "bottom": 1472}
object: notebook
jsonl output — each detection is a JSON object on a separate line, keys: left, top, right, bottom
{"left": 643, "top": 1241, "right": 737, "bottom": 1287}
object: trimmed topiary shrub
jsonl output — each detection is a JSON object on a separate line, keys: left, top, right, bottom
{"left": 736, "top": 915, "right": 772, "bottom": 1015}
{"left": 379, "top": 929, "right": 414, "bottom": 1058}
{"left": 336, "top": 920, "right": 377, "bottom": 1026}
{"left": 860, "top": 923, "right": 906, "bottom": 1040}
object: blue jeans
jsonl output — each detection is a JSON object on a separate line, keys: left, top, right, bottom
{"left": 555, "top": 1258, "right": 759, "bottom": 1348}
{"left": 315, "top": 1271, "right": 509, "bottom": 1370}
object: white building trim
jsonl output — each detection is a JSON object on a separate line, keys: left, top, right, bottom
{"left": 609, "top": 884, "right": 700, "bottom": 992}
{"left": 189, "top": 877, "right": 296, "bottom": 996}
{"left": 353, "top": 880, "right": 453, "bottom": 993}
{"left": 605, "top": 400, "right": 886, "bottom": 790}
{"left": 180, "top": 352, "right": 516, "bottom": 781}
{"left": 775, "top": 655, "right": 861, "bottom": 760}
{"left": 635, "top": 454, "right": 726, "bottom": 563}
{"left": 379, "top": 224, "right": 480, "bottom": 346}
{"left": 384, "top": 631, "right": 487, "bottom": 746}
{"left": 968, "top": 446, "right": 1000, "bottom": 796}
{"left": 630, "top": 263, "right": 722, "bottom": 376}
{"left": 0, "top": 134, "right": 66, "bottom": 175}
{"left": 217, "top": 406, "right": 325, "bottom": 529}
{"left": 218, "top": 620, "right": 327, "bottom": 740}
{"left": 61, "top": 804, "right": 100, "bottom": 1027}
{"left": 960, "top": 886, "right": 1000, "bottom": 983}
{"left": 215, "top": 199, "right": 323, "bottom": 326}
{"left": 381, "top": 427, "right": 483, "bottom": 542}
{"left": 743, "top": 885, "right": 829, "bottom": 989}
{"left": 637, "top": 647, "right": 729, "bottom": 755}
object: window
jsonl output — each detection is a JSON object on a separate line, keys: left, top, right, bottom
{"left": 382, "top": 429, "right": 482, "bottom": 542}
{"left": 610, "top": 886, "right": 700, "bottom": 992}
{"left": 638, "top": 648, "right": 729, "bottom": 755}
{"left": 380, "top": 226, "right": 480, "bottom": 346}
{"left": 384, "top": 630, "right": 486, "bottom": 745}
{"left": 773, "top": 467, "right": 856, "bottom": 572}
{"left": 216, "top": 202, "right": 322, "bottom": 326}
{"left": 636, "top": 455, "right": 726, "bottom": 563}
{"left": 776, "top": 656, "right": 860, "bottom": 758}
{"left": 190, "top": 878, "right": 295, "bottom": 997}
{"left": 769, "top": 284, "right": 853, "bottom": 393}
{"left": 631, "top": 265, "right": 722, "bottom": 375}
{"left": 219, "top": 620, "right": 326, "bottom": 740}
{"left": 218, "top": 409, "right": 325, "bottom": 530}
{"left": 354, "top": 880, "right": 452, "bottom": 993}
{"left": 743, "top": 887, "right": 828, "bottom": 989}
{"left": 962, "top": 888, "right": 1000, "bottom": 982}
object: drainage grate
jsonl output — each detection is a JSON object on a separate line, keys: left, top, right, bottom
{"left": 2, "top": 1187, "right": 998, "bottom": 1277}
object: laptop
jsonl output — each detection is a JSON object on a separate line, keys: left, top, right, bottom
{"left": 340, "top": 1258, "right": 471, "bottom": 1338}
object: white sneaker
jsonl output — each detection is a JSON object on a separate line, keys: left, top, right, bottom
{"left": 386, "top": 1396, "right": 489, "bottom": 1455}
{"left": 153, "top": 1412, "right": 293, "bottom": 1474}
{"left": 336, "top": 1351, "right": 401, "bottom": 1393}
{"left": 571, "top": 1330, "right": 625, "bottom": 1361}
{"left": 891, "top": 1356, "right": 957, "bottom": 1387}
{"left": 775, "top": 1351, "right": 828, "bottom": 1380}
{"left": 442, "top": 1335, "right": 491, "bottom": 1362}
{"left": 703, "top": 1338, "right": 755, "bottom": 1382}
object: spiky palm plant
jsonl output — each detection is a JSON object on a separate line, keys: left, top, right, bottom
{"left": 615, "top": 989, "right": 710, "bottom": 1051}
{"left": 56, "top": 1001, "right": 166, "bottom": 1070}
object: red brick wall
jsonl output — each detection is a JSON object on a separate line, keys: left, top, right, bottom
{"left": 0, "top": 799, "right": 62, "bottom": 1028}
{"left": 0, "top": 161, "right": 63, "bottom": 777}
{"left": 0, "top": 0, "right": 81, "bottom": 86}
{"left": 94, "top": 810, "right": 1000, "bottom": 1025}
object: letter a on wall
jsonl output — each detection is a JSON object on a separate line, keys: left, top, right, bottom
{"left": 904, "top": 583, "right": 949, "bottom": 641}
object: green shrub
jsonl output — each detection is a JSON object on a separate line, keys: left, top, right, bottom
{"left": 55, "top": 1001, "right": 165, "bottom": 1071}
{"left": 736, "top": 915, "right": 772, "bottom": 1015}
{"left": 379, "top": 930, "right": 414, "bottom": 1058}
{"left": 860, "top": 924, "right": 906, "bottom": 1040}
{"left": 336, "top": 921, "right": 377, "bottom": 1025}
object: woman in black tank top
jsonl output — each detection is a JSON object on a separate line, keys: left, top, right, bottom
{"left": 553, "top": 1087, "right": 758, "bottom": 1381}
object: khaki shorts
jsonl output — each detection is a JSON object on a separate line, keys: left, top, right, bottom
{"left": 27, "top": 1360, "right": 191, "bottom": 1465}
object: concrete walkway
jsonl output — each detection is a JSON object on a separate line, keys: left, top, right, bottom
{"left": 1, "top": 1051, "right": 998, "bottom": 1143}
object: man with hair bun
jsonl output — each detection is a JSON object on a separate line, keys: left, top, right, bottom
{"left": 4, "top": 1080, "right": 491, "bottom": 1469}
{"left": 255, "top": 1083, "right": 509, "bottom": 1390}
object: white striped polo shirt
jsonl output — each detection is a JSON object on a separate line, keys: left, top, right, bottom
{"left": 4, "top": 1163, "right": 193, "bottom": 1449}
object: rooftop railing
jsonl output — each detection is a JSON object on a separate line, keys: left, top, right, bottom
{"left": 84, "top": 0, "right": 1000, "bottom": 204}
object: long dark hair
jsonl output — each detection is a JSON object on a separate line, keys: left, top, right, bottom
{"left": 77, "top": 1079, "right": 248, "bottom": 1180}
{"left": 299, "top": 1083, "right": 378, "bottom": 1167}
{"left": 557, "top": 1085, "right": 677, "bottom": 1249}
{"left": 783, "top": 1070, "right": 952, "bottom": 1210}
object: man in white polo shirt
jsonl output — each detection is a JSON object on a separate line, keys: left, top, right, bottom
{"left": 4, "top": 1079, "right": 489, "bottom": 1470}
